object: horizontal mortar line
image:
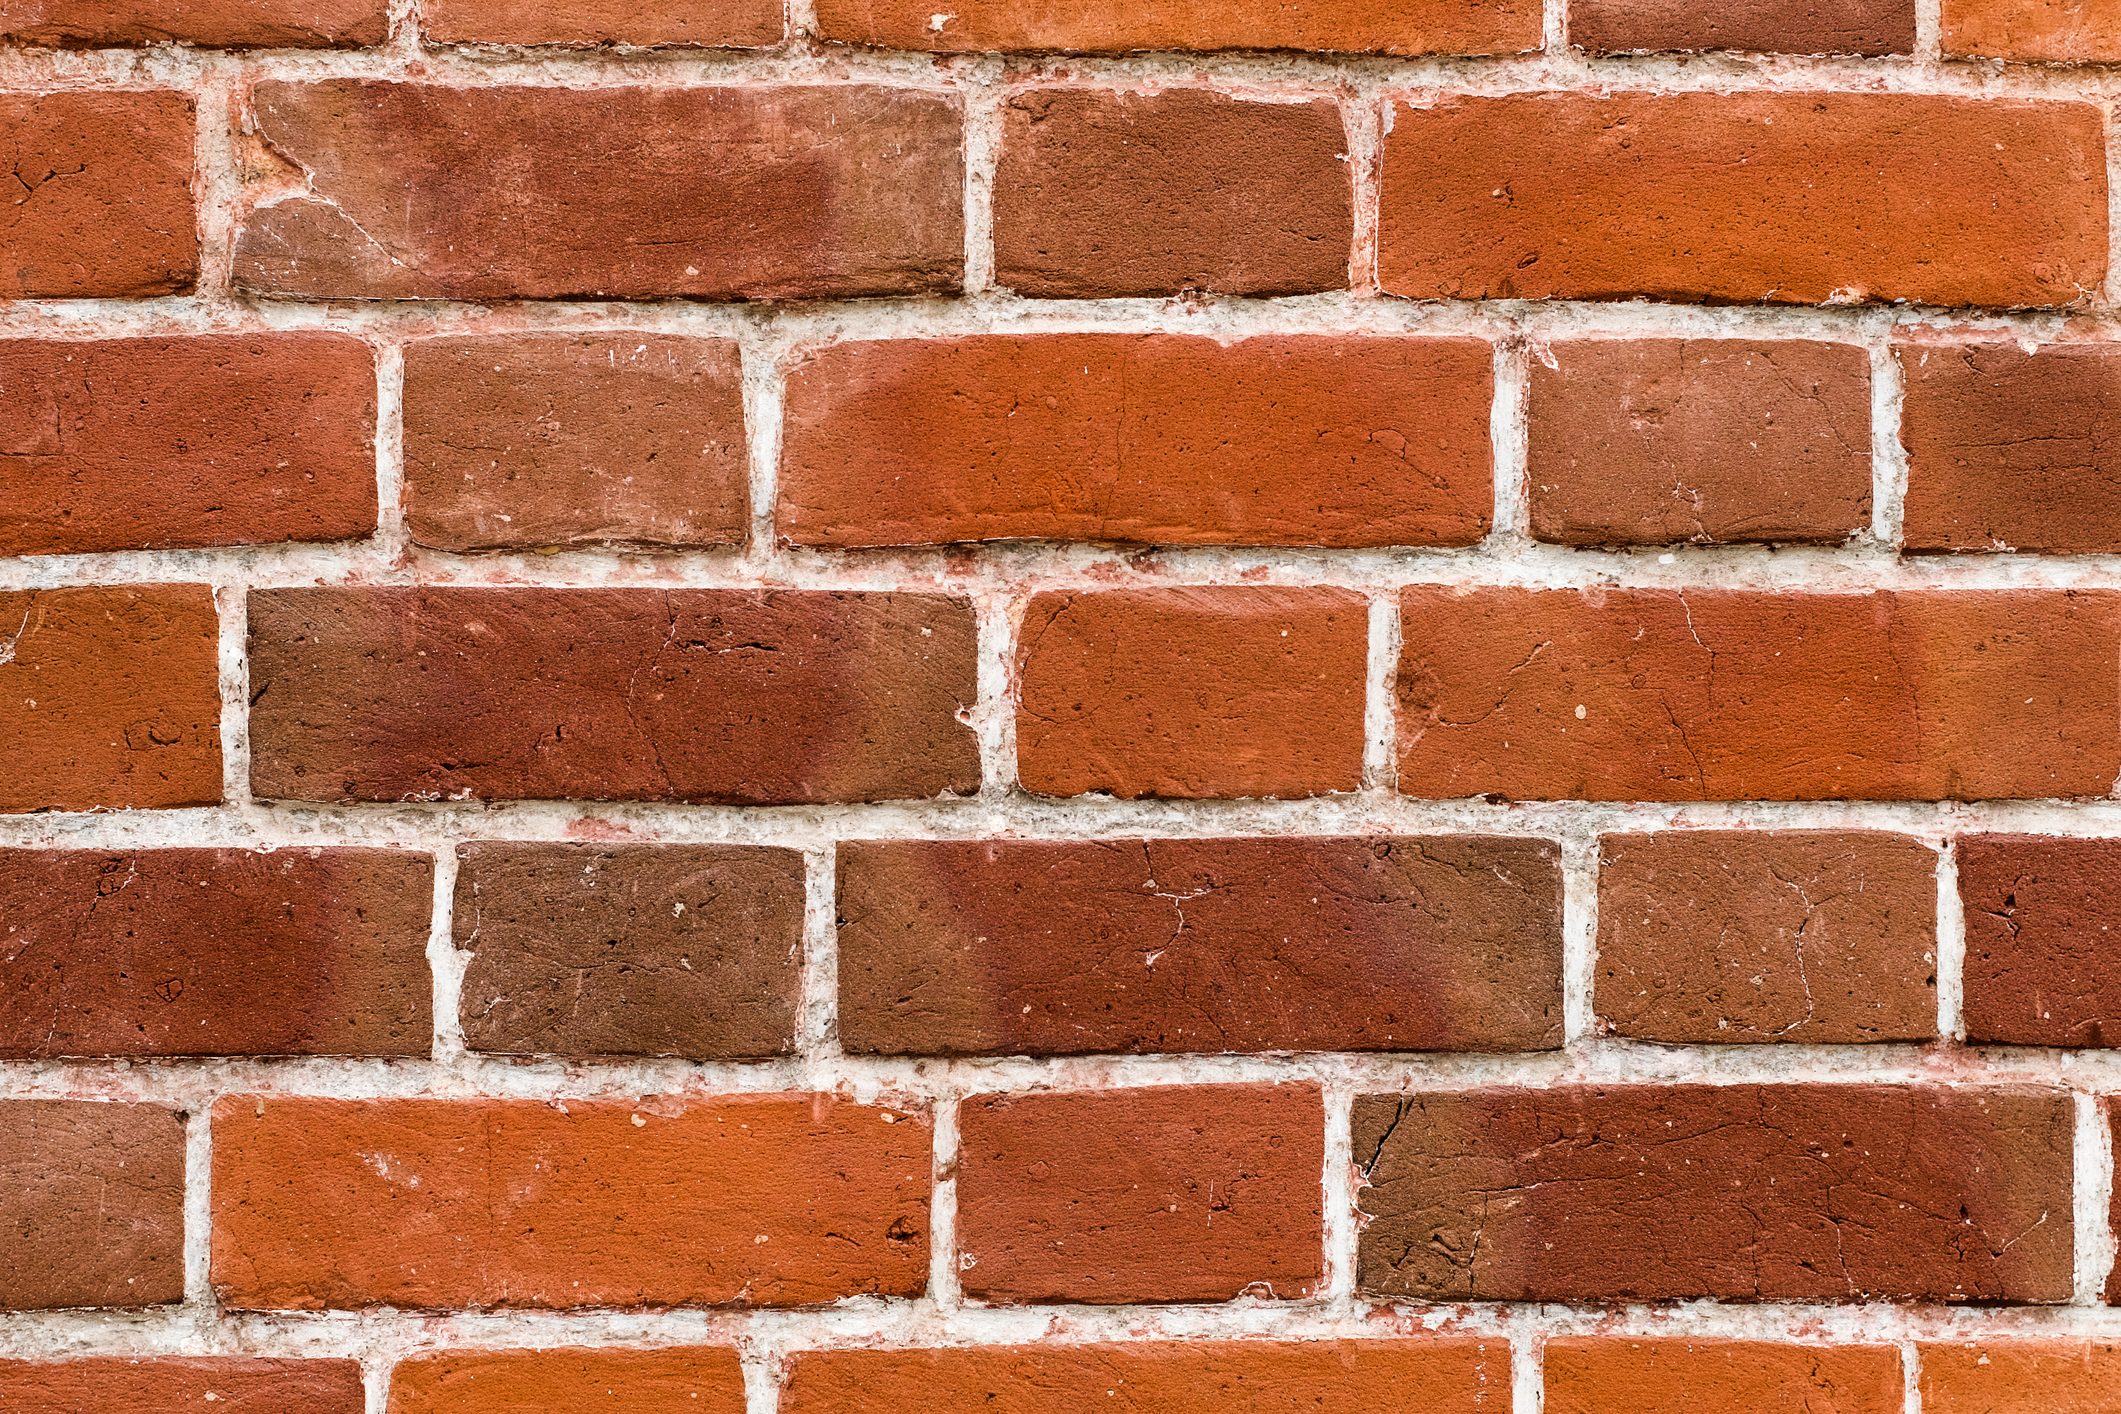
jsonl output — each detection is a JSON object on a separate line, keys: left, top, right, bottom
{"left": 5, "top": 1043, "right": 2121, "bottom": 1103}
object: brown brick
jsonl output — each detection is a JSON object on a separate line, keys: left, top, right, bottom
{"left": 0, "top": 336, "right": 376, "bottom": 557}
{"left": 1016, "top": 588, "right": 1369, "bottom": 800}
{"left": 1958, "top": 835, "right": 2121, "bottom": 1047}
{"left": 422, "top": 0, "right": 781, "bottom": 46}
{"left": 1596, "top": 831, "right": 1939, "bottom": 1044}
{"left": 1, "top": 585, "right": 222, "bottom": 813}
{"left": 1379, "top": 93, "right": 2107, "bottom": 307}
{"left": 233, "top": 83, "right": 963, "bottom": 301}
{"left": 1354, "top": 1085, "right": 2074, "bottom": 1302}
{"left": 0, "top": 92, "right": 196, "bottom": 298}
{"left": 0, "top": 1359, "right": 365, "bottom": 1414}
{"left": 1921, "top": 1342, "right": 2121, "bottom": 1414}
{"left": 2, "top": 1101, "right": 186, "bottom": 1309}
{"left": 403, "top": 335, "right": 747, "bottom": 553}
{"left": 1901, "top": 342, "right": 2121, "bottom": 554}
{"left": 1527, "top": 339, "right": 1872, "bottom": 547}
{"left": 211, "top": 1095, "right": 930, "bottom": 1310}
{"left": 1396, "top": 587, "right": 2121, "bottom": 801}
{"left": 994, "top": 89, "right": 1351, "bottom": 298}
{"left": 1571, "top": 0, "right": 1915, "bottom": 53}
{"left": 0, "top": 847, "right": 432, "bottom": 1058}
{"left": 1545, "top": 1341, "right": 1903, "bottom": 1414}
{"left": 1943, "top": 0, "right": 2121, "bottom": 61}
{"left": 247, "top": 587, "right": 979, "bottom": 805}
{"left": 779, "top": 334, "right": 1493, "bottom": 549}
{"left": 956, "top": 1083, "right": 1322, "bottom": 1304}
{"left": 813, "top": 0, "right": 1538, "bottom": 52}
{"left": 781, "top": 1342, "right": 1510, "bottom": 1414}
{"left": 455, "top": 842, "right": 803, "bottom": 1059}
{"left": 836, "top": 836, "right": 1563, "bottom": 1055}
{"left": 388, "top": 1348, "right": 746, "bottom": 1414}
{"left": 0, "top": 0, "right": 382, "bottom": 43}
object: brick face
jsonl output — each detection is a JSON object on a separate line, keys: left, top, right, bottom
{"left": 1921, "top": 1342, "right": 2121, "bottom": 1413}
{"left": 1942, "top": 0, "right": 2121, "bottom": 61}
{"left": 420, "top": 0, "right": 782, "bottom": 46}
{"left": 1570, "top": 0, "right": 1916, "bottom": 53}
{"left": 1545, "top": 1341, "right": 1904, "bottom": 1414}
{"left": 1958, "top": 835, "right": 2121, "bottom": 1047}
{"left": 1, "top": 1102, "right": 187, "bottom": 1310}
{"left": 0, "top": 93, "right": 197, "bottom": 298}
{"left": 814, "top": 0, "right": 1539, "bottom": 53}
{"left": 0, "top": 1360, "right": 365, "bottom": 1413}
{"left": 388, "top": 1349, "right": 747, "bottom": 1414}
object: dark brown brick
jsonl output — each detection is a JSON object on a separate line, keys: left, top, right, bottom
{"left": 2, "top": 1101, "right": 186, "bottom": 1309}
{"left": 1959, "top": 835, "right": 2121, "bottom": 1047}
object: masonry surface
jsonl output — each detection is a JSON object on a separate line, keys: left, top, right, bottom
{"left": 5, "top": 1, "right": 2121, "bottom": 1412}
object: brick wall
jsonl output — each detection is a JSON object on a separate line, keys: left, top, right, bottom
{"left": 3, "top": 1, "right": 2121, "bottom": 1411}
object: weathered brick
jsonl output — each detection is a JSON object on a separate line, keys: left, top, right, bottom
{"left": 1921, "top": 1342, "right": 2121, "bottom": 1413}
{"left": 388, "top": 1348, "right": 746, "bottom": 1414}
{"left": 212, "top": 1095, "right": 930, "bottom": 1310}
{"left": 1354, "top": 1085, "right": 2074, "bottom": 1302}
{"left": 1571, "top": 0, "right": 1915, "bottom": 53}
{"left": 956, "top": 1084, "right": 1322, "bottom": 1304}
{"left": 1, "top": 585, "right": 222, "bottom": 813}
{"left": 455, "top": 842, "right": 803, "bottom": 1059}
{"left": 1526, "top": 339, "right": 1872, "bottom": 547}
{"left": 2, "top": 1102, "right": 186, "bottom": 1309}
{"left": 0, "top": 847, "right": 432, "bottom": 1057}
{"left": 422, "top": 0, "right": 781, "bottom": 46}
{"left": 0, "top": 1359, "right": 364, "bottom": 1414}
{"left": 233, "top": 83, "right": 963, "bottom": 301}
{"left": 247, "top": 588, "right": 979, "bottom": 805}
{"left": 1396, "top": 588, "right": 2121, "bottom": 801}
{"left": 0, "top": 92, "right": 196, "bottom": 298}
{"left": 1943, "top": 0, "right": 2121, "bottom": 61}
{"left": 812, "top": 0, "right": 1538, "bottom": 53}
{"left": 837, "top": 836, "right": 1563, "bottom": 1055}
{"left": 781, "top": 1342, "right": 1509, "bottom": 1414}
{"left": 0, "top": 0, "right": 384, "bottom": 44}
{"left": 1958, "top": 835, "right": 2121, "bottom": 1047}
{"left": 779, "top": 334, "right": 1493, "bottom": 549}
{"left": 1379, "top": 93, "right": 2107, "bottom": 307}
{"left": 402, "top": 335, "right": 747, "bottom": 553}
{"left": 1545, "top": 1340, "right": 1903, "bottom": 1414}
{"left": 994, "top": 90, "right": 1351, "bottom": 298}
{"left": 1901, "top": 342, "right": 2121, "bottom": 554}
{"left": 0, "top": 336, "right": 376, "bottom": 557}
{"left": 1596, "top": 831, "right": 1938, "bottom": 1044}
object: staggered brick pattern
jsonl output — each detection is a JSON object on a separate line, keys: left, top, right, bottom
{"left": 4, "top": 0, "right": 2121, "bottom": 1410}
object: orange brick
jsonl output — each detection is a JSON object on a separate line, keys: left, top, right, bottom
{"left": 812, "top": 0, "right": 1538, "bottom": 53}
{"left": 1943, "top": 0, "right": 2121, "bottom": 61}
{"left": 1545, "top": 1340, "right": 1903, "bottom": 1414}
{"left": 1920, "top": 1342, "right": 2121, "bottom": 1413}
{"left": 388, "top": 1348, "right": 746, "bottom": 1414}
{"left": 0, "top": 1359, "right": 363, "bottom": 1414}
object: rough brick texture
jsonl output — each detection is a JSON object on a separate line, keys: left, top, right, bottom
{"left": 814, "top": 0, "right": 1540, "bottom": 53}
{"left": 388, "top": 1348, "right": 747, "bottom": 1414}
{"left": 211, "top": 1095, "right": 930, "bottom": 1310}
{"left": 0, "top": 92, "right": 196, "bottom": 298}
{"left": 1570, "top": 0, "right": 1915, "bottom": 53}
{"left": 2, "top": 1102, "right": 186, "bottom": 1309}
{"left": 0, "top": 1359, "right": 365, "bottom": 1413}
{"left": 780, "top": 334, "right": 1493, "bottom": 549}
{"left": 1544, "top": 1341, "right": 1904, "bottom": 1414}
{"left": 1942, "top": 0, "right": 2121, "bottom": 61}
{"left": 420, "top": 0, "right": 782, "bottom": 47}
{"left": 1353, "top": 1085, "right": 2074, "bottom": 1301}
{"left": 0, "top": 0, "right": 384, "bottom": 45}
{"left": 1958, "top": 835, "right": 2121, "bottom": 1047}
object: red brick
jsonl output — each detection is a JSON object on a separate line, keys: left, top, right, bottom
{"left": 1016, "top": 588, "right": 1369, "bottom": 800}
{"left": 1354, "top": 1085, "right": 2074, "bottom": 1302}
{"left": 956, "top": 1084, "right": 1322, "bottom": 1304}
{"left": 0, "top": 335, "right": 376, "bottom": 557}
{"left": 0, "top": 0, "right": 383, "bottom": 44}
{"left": 0, "top": 847, "right": 431, "bottom": 1058}
{"left": 211, "top": 1095, "right": 930, "bottom": 1310}
{"left": 233, "top": 83, "right": 963, "bottom": 301}
{"left": 1571, "top": 0, "right": 1914, "bottom": 53}
{"left": 2, "top": 1101, "right": 186, "bottom": 1309}
{"left": 1943, "top": 0, "right": 2121, "bottom": 61}
{"left": 812, "top": 0, "right": 1538, "bottom": 53}
{"left": 422, "top": 0, "right": 780, "bottom": 46}
{"left": 455, "top": 842, "right": 803, "bottom": 1059}
{"left": 1379, "top": 93, "right": 2107, "bottom": 307}
{"left": 389, "top": 1348, "right": 746, "bottom": 1414}
{"left": 1, "top": 585, "right": 222, "bottom": 813}
{"left": 779, "top": 334, "right": 1493, "bottom": 549}
{"left": 1395, "top": 587, "right": 2121, "bottom": 801}
{"left": 1526, "top": 339, "right": 1872, "bottom": 547}
{"left": 1958, "top": 835, "right": 2121, "bottom": 1047}
{"left": 1596, "top": 831, "right": 1939, "bottom": 1044}
{"left": 402, "top": 335, "right": 746, "bottom": 553}
{"left": 781, "top": 1342, "right": 1509, "bottom": 1414}
{"left": 247, "top": 587, "right": 978, "bottom": 805}
{"left": 1921, "top": 1342, "right": 2121, "bottom": 1413}
{"left": 994, "top": 90, "right": 1351, "bottom": 298}
{"left": 0, "top": 92, "right": 196, "bottom": 298}
{"left": 1545, "top": 1341, "right": 1903, "bottom": 1414}
{"left": 1901, "top": 342, "right": 2121, "bottom": 554}
{"left": 0, "top": 1359, "right": 364, "bottom": 1414}
{"left": 836, "top": 836, "right": 1563, "bottom": 1055}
